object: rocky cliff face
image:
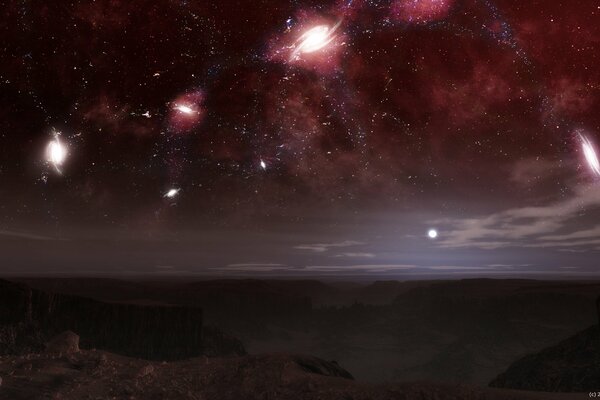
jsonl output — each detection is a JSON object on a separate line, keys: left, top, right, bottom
{"left": 490, "top": 325, "right": 600, "bottom": 392}
{"left": 0, "top": 279, "right": 244, "bottom": 360}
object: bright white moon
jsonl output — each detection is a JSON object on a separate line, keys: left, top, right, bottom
{"left": 428, "top": 229, "right": 438, "bottom": 239}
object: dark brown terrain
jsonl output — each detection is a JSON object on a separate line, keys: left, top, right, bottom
{"left": 491, "top": 325, "right": 600, "bottom": 392}
{"left": 1, "top": 277, "right": 598, "bottom": 399}
{"left": 0, "top": 347, "right": 584, "bottom": 400}
{"left": 18, "top": 277, "right": 598, "bottom": 384}
{"left": 0, "top": 279, "right": 244, "bottom": 359}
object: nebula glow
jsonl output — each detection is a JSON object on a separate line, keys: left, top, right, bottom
{"left": 290, "top": 22, "right": 341, "bottom": 61}
{"left": 579, "top": 133, "right": 600, "bottom": 177}
{"left": 392, "top": 0, "right": 454, "bottom": 24}
{"left": 46, "top": 134, "right": 67, "bottom": 174}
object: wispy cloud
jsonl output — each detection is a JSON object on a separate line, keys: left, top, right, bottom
{"left": 294, "top": 240, "right": 365, "bottom": 253}
{"left": 0, "top": 229, "right": 63, "bottom": 241}
{"left": 226, "top": 263, "right": 287, "bottom": 268}
{"left": 427, "top": 266, "right": 488, "bottom": 271}
{"left": 540, "top": 225, "right": 600, "bottom": 241}
{"left": 299, "top": 264, "right": 533, "bottom": 274}
{"left": 487, "top": 264, "right": 531, "bottom": 269}
{"left": 557, "top": 248, "right": 587, "bottom": 253}
{"left": 510, "top": 157, "right": 563, "bottom": 186}
{"left": 333, "top": 252, "right": 376, "bottom": 258}
{"left": 434, "top": 185, "right": 600, "bottom": 250}
{"left": 219, "top": 263, "right": 290, "bottom": 272}
{"left": 302, "top": 264, "right": 416, "bottom": 273}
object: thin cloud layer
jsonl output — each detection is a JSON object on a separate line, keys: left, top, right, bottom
{"left": 435, "top": 185, "right": 600, "bottom": 250}
{"left": 294, "top": 240, "right": 366, "bottom": 253}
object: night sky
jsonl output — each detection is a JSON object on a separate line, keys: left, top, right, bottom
{"left": 1, "top": 0, "right": 599, "bottom": 278}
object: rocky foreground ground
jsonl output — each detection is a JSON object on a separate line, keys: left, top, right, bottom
{"left": 491, "top": 325, "right": 600, "bottom": 392}
{"left": 0, "top": 334, "right": 584, "bottom": 400}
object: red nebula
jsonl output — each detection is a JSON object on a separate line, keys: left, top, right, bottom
{"left": 391, "top": 0, "right": 454, "bottom": 24}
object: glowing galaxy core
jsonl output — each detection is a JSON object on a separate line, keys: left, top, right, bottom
{"left": 297, "top": 26, "right": 333, "bottom": 53}
{"left": 168, "top": 90, "right": 206, "bottom": 133}
{"left": 290, "top": 22, "right": 340, "bottom": 60}
{"left": 164, "top": 188, "right": 180, "bottom": 198}
{"left": 46, "top": 136, "right": 67, "bottom": 173}
{"left": 174, "top": 104, "right": 195, "bottom": 115}
{"left": 579, "top": 133, "right": 600, "bottom": 177}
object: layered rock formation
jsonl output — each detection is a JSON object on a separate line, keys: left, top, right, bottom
{"left": 0, "top": 279, "right": 244, "bottom": 360}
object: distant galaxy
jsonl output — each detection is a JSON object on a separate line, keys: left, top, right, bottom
{"left": 289, "top": 21, "right": 342, "bottom": 61}
{"left": 578, "top": 131, "right": 600, "bottom": 178}
{"left": 268, "top": 13, "right": 346, "bottom": 72}
{"left": 46, "top": 132, "right": 67, "bottom": 174}
{"left": 164, "top": 188, "right": 181, "bottom": 199}
{"left": 168, "top": 90, "right": 205, "bottom": 133}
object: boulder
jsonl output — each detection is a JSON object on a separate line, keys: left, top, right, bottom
{"left": 137, "top": 364, "right": 154, "bottom": 378}
{"left": 45, "top": 331, "right": 80, "bottom": 355}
